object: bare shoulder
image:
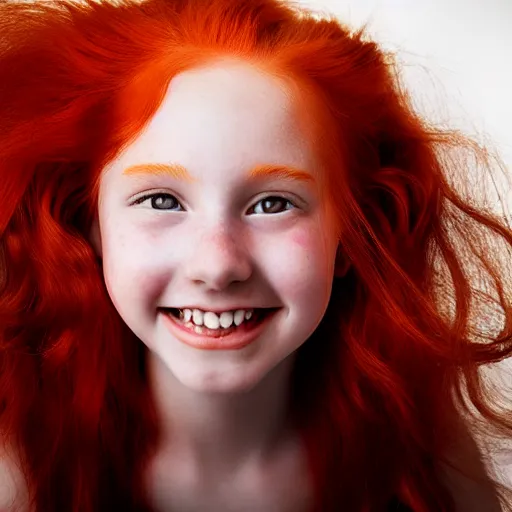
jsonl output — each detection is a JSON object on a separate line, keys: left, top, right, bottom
{"left": 0, "top": 443, "right": 30, "bottom": 512}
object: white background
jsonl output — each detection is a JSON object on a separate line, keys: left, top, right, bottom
{"left": 296, "top": 0, "right": 512, "bottom": 213}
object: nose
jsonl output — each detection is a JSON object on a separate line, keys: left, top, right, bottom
{"left": 183, "top": 227, "right": 252, "bottom": 291}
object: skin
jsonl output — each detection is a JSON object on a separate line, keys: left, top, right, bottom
{"left": 92, "top": 60, "right": 341, "bottom": 509}
{"left": 95, "top": 60, "right": 338, "bottom": 395}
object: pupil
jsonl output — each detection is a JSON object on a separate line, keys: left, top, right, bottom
{"left": 153, "top": 195, "right": 175, "bottom": 209}
{"left": 264, "top": 198, "right": 284, "bottom": 213}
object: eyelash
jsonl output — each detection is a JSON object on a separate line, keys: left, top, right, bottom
{"left": 131, "top": 192, "right": 297, "bottom": 215}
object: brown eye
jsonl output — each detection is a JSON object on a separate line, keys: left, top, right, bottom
{"left": 250, "top": 196, "right": 295, "bottom": 215}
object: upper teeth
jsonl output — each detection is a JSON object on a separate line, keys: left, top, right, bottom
{"left": 180, "top": 308, "right": 253, "bottom": 329}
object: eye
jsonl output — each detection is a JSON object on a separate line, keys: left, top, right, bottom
{"left": 249, "top": 196, "right": 296, "bottom": 215}
{"left": 132, "top": 192, "right": 184, "bottom": 211}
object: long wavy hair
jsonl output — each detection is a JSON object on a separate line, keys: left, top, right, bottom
{"left": 1, "top": 0, "right": 511, "bottom": 510}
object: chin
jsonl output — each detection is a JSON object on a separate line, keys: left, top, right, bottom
{"left": 171, "top": 363, "right": 266, "bottom": 395}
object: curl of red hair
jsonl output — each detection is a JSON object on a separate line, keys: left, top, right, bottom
{"left": 1, "top": 0, "right": 511, "bottom": 510}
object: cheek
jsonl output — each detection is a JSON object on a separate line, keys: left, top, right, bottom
{"left": 263, "top": 227, "right": 335, "bottom": 296}
{"left": 290, "top": 219, "right": 337, "bottom": 258}
{"left": 290, "top": 231, "right": 311, "bottom": 249}
{"left": 100, "top": 225, "right": 166, "bottom": 310}
{"left": 263, "top": 228, "right": 335, "bottom": 336}
{"left": 290, "top": 228, "right": 334, "bottom": 270}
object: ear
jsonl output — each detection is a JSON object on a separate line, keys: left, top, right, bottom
{"left": 89, "top": 218, "right": 102, "bottom": 259}
{"left": 334, "top": 244, "right": 350, "bottom": 278}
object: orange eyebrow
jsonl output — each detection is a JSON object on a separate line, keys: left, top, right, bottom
{"left": 122, "top": 163, "right": 196, "bottom": 182}
{"left": 122, "top": 163, "right": 315, "bottom": 184}
{"left": 247, "top": 164, "right": 315, "bottom": 184}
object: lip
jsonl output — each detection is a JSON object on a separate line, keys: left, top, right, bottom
{"left": 161, "top": 308, "right": 279, "bottom": 351}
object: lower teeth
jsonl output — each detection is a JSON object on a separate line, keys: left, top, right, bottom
{"left": 183, "top": 321, "right": 238, "bottom": 333}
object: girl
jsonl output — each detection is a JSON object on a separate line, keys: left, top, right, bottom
{"left": 0, "top": 0, "right": 511, "bottom": 510}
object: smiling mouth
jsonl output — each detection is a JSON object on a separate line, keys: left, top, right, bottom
{"left": 160, "top": 307, "right": 278, "bottom": 339}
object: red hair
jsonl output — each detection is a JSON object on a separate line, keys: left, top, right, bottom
{"left": 1, "top": 0, "right": 511, "bottom": 510}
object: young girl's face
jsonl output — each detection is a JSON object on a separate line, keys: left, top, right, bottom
{"left": 95, "top": 60, "right": 339, "bottom": 393}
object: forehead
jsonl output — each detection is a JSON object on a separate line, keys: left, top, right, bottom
{"left": 106, "top": 60, "right": 318, "bottom": 178}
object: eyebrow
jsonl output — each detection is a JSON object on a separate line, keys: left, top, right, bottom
{"left": 247, "top": 164, "right": 315, "bottom": 184}
{"left": 122, "top": 162, "right": 316, "bottom": 184}
{"left": 122, "top": 163, "right": 196, "bottom": 182}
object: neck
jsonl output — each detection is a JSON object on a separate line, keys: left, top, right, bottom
{"left": 147, "top": 352, "right": 297, "bottom": 474}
